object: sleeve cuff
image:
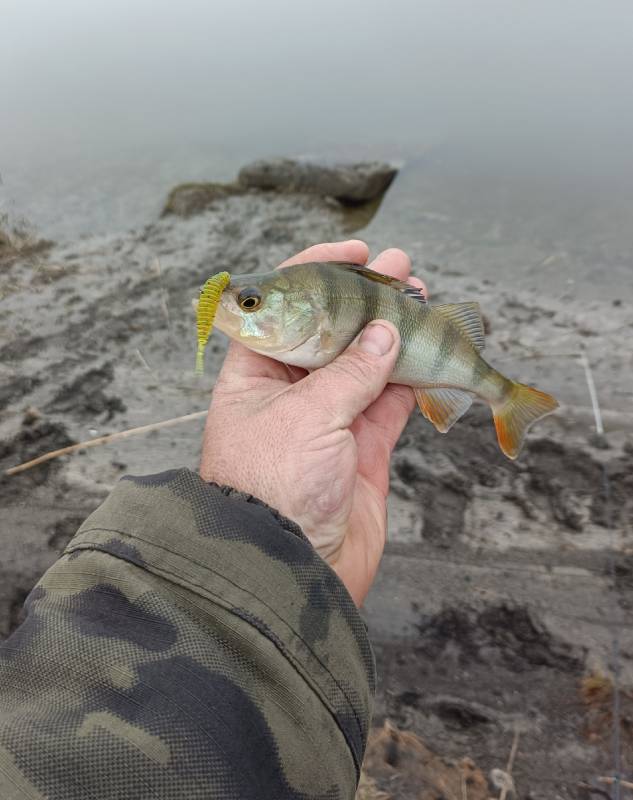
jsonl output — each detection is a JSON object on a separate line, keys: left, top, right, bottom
{"left": 65, "top": 467, "right": 376, "bottom": 776}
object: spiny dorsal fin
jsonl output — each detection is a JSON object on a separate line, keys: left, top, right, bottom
{"left": 433, "top": 302, "right": 485, "bottom": 351}
{"left": 324, "top": 261, "right": 427, "bottom": 304}
{"left": 414, "top": 387, "right": 473, "bottom": 433}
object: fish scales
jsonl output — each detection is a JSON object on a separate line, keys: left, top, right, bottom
{"left": 225, "top": 262, "right": 505, "bottom": 392}
{"left": 317, "top": 274, "right": 455, "bottom": 388}
{"left": 201, "top": 261, "right": 558, "bottom": 458}
{"left": 332, "top": 266, "right": 504, "bottom": 395}
{"left": 408, "top": 314, "right": 479, "bottom": 387}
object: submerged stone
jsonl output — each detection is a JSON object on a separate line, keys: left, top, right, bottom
{"left": 162, "top": 181, "right": 247, "bottom": 217}
{"left": 238, "top": 158, "right": 398, "bottom": 204}
{"left": 162, "top": 157, "right": 398, "bottom": 218}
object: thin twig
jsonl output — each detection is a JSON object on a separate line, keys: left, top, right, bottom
{"left": 498, "top": 729, "right": 520, "bottom": 800}
{"left": 4, "top": 411, "right": 208, "bottom": 476}
{"left": 598, "top": 776, "right": 633, "bottom": 791}
{"left": 578, "top": 783, "right": 615, "bottom": 800}
{"left": 134, "top": 348, "right": 152, "bottom": 371}
{"left": 160, "top": 295, "right": 171, "bottom": 328}
{"left": 579, "top": 352, "right": 604, "bottom": 435}
{"left": 506, "top": 729, "right": 520, "bottom": 775}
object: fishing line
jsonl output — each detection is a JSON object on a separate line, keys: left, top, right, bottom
{"left": 579, "top": 351, "right": 622, "bottom": 800}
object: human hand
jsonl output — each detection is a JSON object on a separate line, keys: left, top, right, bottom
{"left": 199, "top": 240, "right": 426, "bottom": 606}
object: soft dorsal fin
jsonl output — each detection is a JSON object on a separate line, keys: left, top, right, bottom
{"left": 323, "top": 261, "right": 427, "bottom": 304}
{"left": 433, "top": 302, "right": 485, "bottom": 351}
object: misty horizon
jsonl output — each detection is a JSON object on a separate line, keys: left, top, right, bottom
{"left": 2, "top": 0, "right": 633, "bottom": 235}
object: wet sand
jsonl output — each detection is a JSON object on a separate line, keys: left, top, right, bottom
{"left": 1, "top": 175, "right": 632, "bottom": 797}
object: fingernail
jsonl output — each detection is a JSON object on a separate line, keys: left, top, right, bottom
{"left": 358, "top": 323, "right": 394, "bottom": 356}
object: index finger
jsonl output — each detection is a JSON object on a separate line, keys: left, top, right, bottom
{"left": 367, "top": 248, "right": 428, "bottom": 299}
{"left": 278, "top": 239, "right": 369, "bottom": 268}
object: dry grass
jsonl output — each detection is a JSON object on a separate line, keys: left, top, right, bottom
{"left": 358, "top": 721, "right": 490, "bottom": 800}
{"left": 581, "top": 672, "right": 615, "bottom": 708}
{"left": 0, "top": 212, "right": 51, "bottom": 267}
{"left": 356, "top": 772, "right": 391, "bottom": 800}
{"left": 580, "top": 670, "right": 633, "bottom": 769}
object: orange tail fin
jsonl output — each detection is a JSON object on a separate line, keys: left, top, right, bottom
{"left": 493, "top": 383, "right": 558, "bottom": 459}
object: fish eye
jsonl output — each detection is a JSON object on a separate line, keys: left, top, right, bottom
{"left": 238, "top": 288, "right": 262, "bottom": 311}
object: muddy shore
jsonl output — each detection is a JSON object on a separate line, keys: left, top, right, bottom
{"left": 1, "top": 165, "right": 632, "bottom": 798}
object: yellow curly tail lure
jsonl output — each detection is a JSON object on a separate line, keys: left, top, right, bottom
{"left": 195, "top": 271, "right": 231, "bottom": 374}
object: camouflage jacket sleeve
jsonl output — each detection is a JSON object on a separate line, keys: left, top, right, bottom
{"left": 0, "top": 468, "right": 375, "bottom": 800}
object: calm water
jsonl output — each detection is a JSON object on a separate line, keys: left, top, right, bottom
{"left": 2, "top": 0, "right": 633, "bottom": 261}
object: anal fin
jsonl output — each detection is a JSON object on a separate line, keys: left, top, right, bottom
{"left": 414, "top": 387, "right": 473, "bottom": 433}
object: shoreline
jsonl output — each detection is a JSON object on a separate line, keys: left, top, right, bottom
{"left": 1, "top": 161, "right": 631, "bottom": 796}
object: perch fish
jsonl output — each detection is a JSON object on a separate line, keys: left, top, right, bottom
{"left": 195, "top": 261, "right": 558, "bottom": 459}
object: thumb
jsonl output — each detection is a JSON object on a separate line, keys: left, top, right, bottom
{"left": 295, "top": 321, "right": 401, "bottom": 429}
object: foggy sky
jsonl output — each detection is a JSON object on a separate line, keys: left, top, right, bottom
{"left": 3, "top": 0, "right": 633, "bottom": 173}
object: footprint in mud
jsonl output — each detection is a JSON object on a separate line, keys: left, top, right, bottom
{"left": 0, "top": 375, "right": 43, "bottom": 412}
{"left": 415, "top": 603, "right": 583, "bottom": 673}
{"left": 525, "top": 439, "right": 633, "bottom": 532}
{"left": 45, "top": 362, "right": 126, "bottom": 422}
{"left": 46, "top": 516, "right": 86, "bottom": 552}
{"left": 391, "top": 406, "right": 633, "bottom": 545}
{"left": 0, "top": 417, "right": 75, "bottom": 497}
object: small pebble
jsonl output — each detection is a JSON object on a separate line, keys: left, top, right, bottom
{"left": 587, "top": 432, "right": 610, "bottom": 450}
{"left": 22, "top": 406, "right": 42, "bottom": 426}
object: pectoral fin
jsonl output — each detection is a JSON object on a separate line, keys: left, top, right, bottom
{"left": 414, "top": 387, "right": 473, "bottom": 433}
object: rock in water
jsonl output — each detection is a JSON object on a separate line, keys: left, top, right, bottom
{"left": 162, "top": 182, "right": 247, "bottom": 217}
{"left": 238, "top": 158, "right": 398, "bottom": 204}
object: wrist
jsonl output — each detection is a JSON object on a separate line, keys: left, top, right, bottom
{"left": 202, "top": 475, "right": 368, "bottom": 606}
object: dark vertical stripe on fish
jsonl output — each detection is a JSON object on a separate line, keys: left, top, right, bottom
{"left": 359, "top": 273, "right": 374, "bottom": 324}
{"left": 470, "top": 354, "right": 490, "bottom": 388}
{"left": 432, "top": 320, "right": 461, "bottom": 381}
{"left": 323, "top": 270, "right": 340, "bottom": 327}
{"left": 366, "top": 278, "right": 380, "bottom": 324}
{"left": 395, "top": 295, "right": 429, "bottom": 372}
